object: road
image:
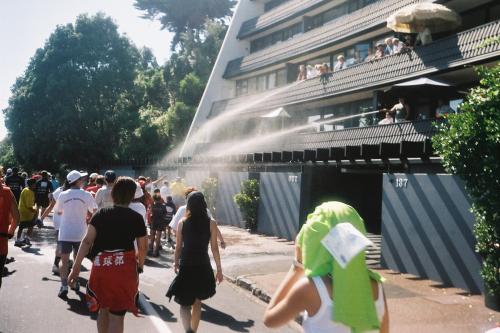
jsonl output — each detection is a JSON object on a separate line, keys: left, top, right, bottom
{"left": 0, "top": 226, "right": 301, "bottom": 333}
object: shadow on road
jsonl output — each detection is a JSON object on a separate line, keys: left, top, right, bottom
{"left": 144, "top": 258, "right": 170, "bottom": 269}
{"left": 201, "top": 303, "right": 254, "bottom": 332}
{"left": 22, "top": 246, "right": 43, "bottom": 256}
{"left": 143, "top": 297, "right": 177, "bottom": 323}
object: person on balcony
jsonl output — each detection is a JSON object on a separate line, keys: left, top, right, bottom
{"left": 374, "top": 43, "right": 385, "bottom": 59}
{"left": 364, "top": 48, "right": 375, "bottom": 62}
{"left": 435, "top": 99, "right": 454, "bottom": 119}
{"left": 378, "top": 112, "right": 394, "bottom": 125}
{"left": 416, "top": 24, "right": 432, "bottom": 46}
{"left": 392, "top": 38, "right": 403, "bottom": 54}
{"left": 390, "top": 98, "right": 411, "bottom": 122}
{"left": 297, "top": 64, "right": 307, "bottom": 81}
{"left": 384, "top": 38, "right": 394, "bottom": 55}
{"left": 333, "top": 55, "right": 346, "bottom": 71}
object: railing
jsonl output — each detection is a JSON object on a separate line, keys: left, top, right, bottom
{"left": 226, "top": 0, "right": 432, "bottom": 78}
{"left": 238, "top": 0, "right": 329, "bottom": 39}
{"left": 220, "top": 20, "right": 500, "bottom": 115}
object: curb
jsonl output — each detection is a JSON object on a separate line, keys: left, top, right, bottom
{"left": 223, "top": 274, "right": 272, "bottom": 303}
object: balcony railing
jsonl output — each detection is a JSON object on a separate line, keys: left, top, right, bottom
{"left": 226, "top": 0, "right": 432, "bottom": 78}
{"left": 218, "top": 19, "right": 500, "bottom": 116}
{"left": 238, "top": 0, "right": 329, "bottom": 39}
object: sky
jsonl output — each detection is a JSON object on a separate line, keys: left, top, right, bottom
{"left": 0, "top": 0, "right": 174, "bottom": 140}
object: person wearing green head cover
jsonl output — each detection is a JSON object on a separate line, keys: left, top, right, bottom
{"left": 264, "top": 201, "right": 389, "bottom": 333}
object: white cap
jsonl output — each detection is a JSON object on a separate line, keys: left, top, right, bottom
{"left": 134, "top": 182, "right": 143, "bottom": 199}
{"left": 89, "top": 173, "right": 98, "bottom": 179}
{"left": 67, "top": 170, "right": 87, "bottom": 184}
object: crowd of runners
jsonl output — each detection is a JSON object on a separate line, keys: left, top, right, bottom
{"left": 1, "top": 166, "right": 389, "bottom": 333}
{"left": 0, "top": 167, "right": 226, "bottom": 333}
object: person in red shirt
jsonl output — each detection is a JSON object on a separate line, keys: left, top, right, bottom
{"left": 86, "top": 175, "right": 105, "bottom": 196}
{"left": 0, "top": 182, "right": 20, "bottom": 288}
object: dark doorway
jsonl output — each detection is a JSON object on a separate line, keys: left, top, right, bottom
{"left": 305, "top": 166, "right": 383, "bottom": 234}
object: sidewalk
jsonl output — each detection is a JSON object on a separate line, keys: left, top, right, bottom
{"left": 218, "top": 225, "right": 500, "bottom": 333}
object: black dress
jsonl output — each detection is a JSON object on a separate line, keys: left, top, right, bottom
{"left": 166, "top": 217, "right": 216, "bottom": 306}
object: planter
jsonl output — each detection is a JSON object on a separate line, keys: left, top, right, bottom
{"left": 485, "top": 288, "right": 500, "bottom": 311}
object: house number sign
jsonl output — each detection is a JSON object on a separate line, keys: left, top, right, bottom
{"left": 394, "top": 177, "right": 409, "bottom": 188}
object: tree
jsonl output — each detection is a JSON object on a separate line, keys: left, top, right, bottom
{"left": 4, "top": 13, "right": 141, "bottom": 170}
{"left": 179, "top": 73, "right": 205, "bottom": 107}
{"left": 432, "top": 64, "right": 500, "bottom": 299}
{"left": 134, "top": 0, "right": 235, "bottom": 49}
{"left": 0, "top": 138, "right": 19, "bottom": 170}
{"left": 165, "top": 102, "right": 196, "bottom": 143}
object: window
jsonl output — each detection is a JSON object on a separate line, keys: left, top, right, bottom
{"left": 248, "top": 77, "right": 257, "bottom": 94}
{"left": 276, "top": 69, "right": 287, "bottom": 87}
{"left": 257, "top": 75, "right": 267, "bottom": 92}
{"left": 268, "top": 72, "right": 277, "bottom": 89}
{"left": 236, "top": 80, "right": 248, "bottom": 96}
{"left": 264, "top": 0, "right": 289, "bottom": 12}
{"left": 323, "top": 4, "right": 348, "bottom": 24}
{"left": 250, "top": 23, "right": 303, "bottom": 53}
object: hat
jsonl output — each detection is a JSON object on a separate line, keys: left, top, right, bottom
{"left": 376, "top": 42, "right": 385, "bottom": 47}
{"left": 6, "top": 168, "right": 12, "bottom": 175}
{"left": 104, "top": 170, "right": 116, "bottom": 182}
{"left": 89, "top": 173, "right": 98, "bottom": 180}
{"left": 67, "top": 170, "right": 87, "bottom": 184}
{"left": 134, "top": 182, "right": 144, "bottom": 199}
{"left": 337, "top": 55, "right": 345, "bottom": 60}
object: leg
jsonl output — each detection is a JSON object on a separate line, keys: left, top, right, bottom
{"left": 16, "top": 224, "right": 25, "bottom": 240}
{"left": 59, "top": 251, "right": 70, "bottom": 286}
{"left": 97, "top": 308, "right": 110, "bottom": 333}
{"left": 107, "top": 312, "right": 125, "bottom": 333}
{"left": 154, "top": 230, "right": 162, "bottom": 254}
{"left": 191, "top": 299, "right": 202, "bottom": 332}
{"left": 180, "top": 305, "right": 192, "bottom": 332}
{"left": 0, "top": 255, "right": 6, "bottom": 289}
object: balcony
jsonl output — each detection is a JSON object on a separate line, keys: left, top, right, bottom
{"left": 238, "top": 0, "right": 329, "bottom": 39}
{"left": 219, "top": 19, "right": 500, "bottom": 115}
{"left": 226, "top": 0, "right": 430, "bottom": 78}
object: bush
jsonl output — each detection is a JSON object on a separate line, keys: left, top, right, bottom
{"left": 201, "top": 177, "right": 218, "bottom": 218}
{"left": 234, "top": 179, "right": 260, "bottom": 231}
{"left": 432, "top": 64, "right": 500, "bottom": 296}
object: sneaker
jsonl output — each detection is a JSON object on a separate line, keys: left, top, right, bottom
{"left": 71, "top": 281, "right": 80, "bottom": 292}
{"left": 23, "top": 238, "right": 31, "bottom": 246}
{"left": 58, "top": 285, "right": 68, "bottom": 298}
{"left": 36, "top": 219, "right": 44, "bottom": 228}
{"left": 14, "top": 240, "right": 24, "bottom": 247}
{"left": 52, "top": 264, "right": 60, "bottom": 275}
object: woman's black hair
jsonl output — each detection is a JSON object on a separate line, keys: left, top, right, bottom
{"left": 62, "top": 179, "right": 71, "bottom": 191}
{"left": 186, "top": 191, "right": 210, "bottom": 225}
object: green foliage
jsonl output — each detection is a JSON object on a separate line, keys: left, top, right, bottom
{"left": 234, "top": 179, "right": 260, "bottom": 231}
{"left": 0, "top": 138, "right": 19, "bottom": 169}
{"left": 134, "top": 0, "right": 235, "bottom": 49}
{"left": 165, "top": 102, "right": 196, "bottom": 143}
{"left": 432, "top": 64, "right": 500, "bottom": 295}
{"left": 179, "top": 73, "right": 205, "bottom": 107}
{"left": 4, "top": 13, "right": 141, "bottom": 170}
{"left": 201, "top": 177, "right": 218, "bottom": 217}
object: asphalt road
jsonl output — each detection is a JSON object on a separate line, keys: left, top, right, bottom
{"left": 0, "top": 227, "right": 301, "bottom": 333}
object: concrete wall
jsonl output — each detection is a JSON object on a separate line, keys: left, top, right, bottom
{"left": 380, "top": 173, "right": 482, "bottom": 293}
{"left": 257, "top": 172, "right": 302, "bottom": 240}
{"left": 215, "top": 172, "right": 248, "bottom": 228}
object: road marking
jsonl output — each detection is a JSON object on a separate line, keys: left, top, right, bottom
{"left": 137, "top": 293, "right": 174, "bottom": 333}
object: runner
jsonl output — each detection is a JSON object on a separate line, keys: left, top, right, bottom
{"left": 0, "top": 182, "right": 20, "bottom": 289}
{"left": 165, "top": 196, "right": 176, "bottom": 247}
{"left": 35, "top": 171, "right": 53, "bottom": 226}
{"left": 160, "top": 180, "right": 171, "bottom": 202}
{"left": 15, "top": 178, "right": 38, "bottom": 247}
{"left": 68, "top": 176, "right": 147, "bottom": 333}
{"left": 86, "top": 175, "right": 105, "bottom": 196}
{"left": 95, "top": 170, "right": 117, "bottom": 209}
{"left": 4, "top": 167, "right": 25, "bottom": 204}
{"left": 149, "top": 192, "right": 175, "bottom": 256}
{"left": 170, "top": 188, "right": 226, "bottom": 250}
{"left": 85, "top": 173, "right": 98, "bottom": 191}
{"left": 129, "top": 183, "right": 147, "bottom": 225}
{"left": 55, "top": 170, "right": 97, "bottom": 298}
{"left": 41, "top": 180, "right": 71, "bottom": 275}
{"left": 170, "top": 177, "right": 186, "bottom": 209}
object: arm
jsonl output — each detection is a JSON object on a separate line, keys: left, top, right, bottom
{"left": 41, "top": 198, "right": 56, "bottom": 220}
{"left": 136, "top": 235, "right": 147, "bottom": 271}
{"left": 264, "top": 277, "right": 310, "bottom": 328}
{"left": 174, "top": 220, "right": 184, "bottom": 273}
{"left": 210, "top": 220, "right": 223, "bottom": 283}
{"left": 8, "top": 191, "right": 20, "bottom": 236}
{"left": 213, "top": 220, "right": 226, "bottom": 249}
{"left": 67, "top": 225, "right": 97, "bottom": 287}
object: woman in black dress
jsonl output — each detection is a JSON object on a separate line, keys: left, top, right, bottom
{"left": 166, "top": 191, "right": 223, "bottom": 333}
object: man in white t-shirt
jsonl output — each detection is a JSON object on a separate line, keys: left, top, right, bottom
{"left": 159, "top": 181, "right": 171, "bottom": 202}
{"left": 95, "top": 170, "right": 116, "bottom": 209}
{"left": 55, "top": 170, "right": 97, "bottom": 298}
{"left": 41, "top": 183, "right": 66, "bottom": 275}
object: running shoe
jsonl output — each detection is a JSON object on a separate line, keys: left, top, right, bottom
{"left": 52, "top": 264, "right": 60, "bottom": 275}
{"left": 36, "top": 219, "right": 44, "bottom": 228}
{"left": 23, "top": 238, "right": 31, "bottom": 246}
{"left": 71, "top": 281, "right": 80, "bottom": 292}
{"left": 14, "top": 240, "right": 24, "bottom": 247}
{"left": 58, "top": 285, "right": 68, "bottom": 298}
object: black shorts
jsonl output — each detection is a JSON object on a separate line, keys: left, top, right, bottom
{"left": 151, "top": 221, "right": 168, "bottom": 231}
{"left": 19, "top": 219, "right": 37, "bottom": 229}
{"left": 36, "top": 197, "right": 50, "bottom": 208}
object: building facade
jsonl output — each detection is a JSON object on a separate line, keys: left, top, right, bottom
{"left": 178, "top": 0, "right": 500, "bottom": 293}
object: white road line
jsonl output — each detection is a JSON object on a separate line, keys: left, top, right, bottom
{"left": 137, "top": 293, "right": 174, "bottom": 333}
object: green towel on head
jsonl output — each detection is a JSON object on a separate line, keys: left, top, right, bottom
{"left": 296, "top": 201, "right": 384, "bottom": 333}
